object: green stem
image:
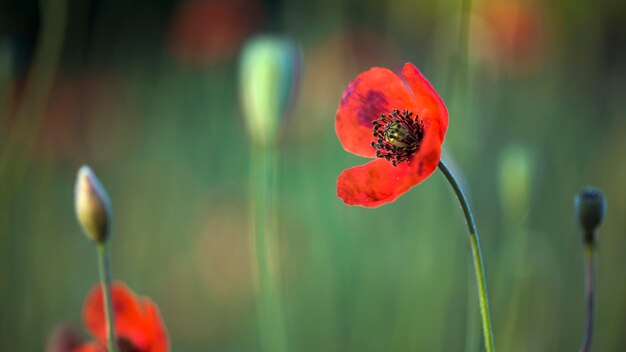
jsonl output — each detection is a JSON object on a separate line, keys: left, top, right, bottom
{"left": 96, "top": 244, "right": 118, "bottom": 352}
{"left": 251, "top": 146, "right": 286, "bottom": 352}
{"left": 438, "top": 160, "right": 495, "bottom": 352}
{"left": 579, "top": 242, "right": 595, "bottom": 352}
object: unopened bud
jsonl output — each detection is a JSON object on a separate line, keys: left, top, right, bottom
{"left": 239, "top": 35, "right": 302, "bottom": 147}
{"left": 497, "top": 145, "right": 533, "bottom": 219}
{"left": 75, "top": 165, "right": 112, "bottom": 243}
{"left": 574, "top": 186, "right": 607, "bottom": 244}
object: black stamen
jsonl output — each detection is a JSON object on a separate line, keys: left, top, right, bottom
{"left": 370, "top": 109, "right": 424, "bottom": 167}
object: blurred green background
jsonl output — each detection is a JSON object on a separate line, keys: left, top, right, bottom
{"left": 1, "top": 0, "right": 625, "bottom": 350}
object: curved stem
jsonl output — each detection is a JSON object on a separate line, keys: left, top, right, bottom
{"left": 579, "top": 243, "right": 595, "bottom": 352}
{"left": 438, "top": 160, "right": 495, "bottom": 352}
{"left": 96, "top": 244, "right": 118, "bottom": 352}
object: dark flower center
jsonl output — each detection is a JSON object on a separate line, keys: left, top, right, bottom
{"left": 371, "top": 109, "right": 424, "bottom": 166}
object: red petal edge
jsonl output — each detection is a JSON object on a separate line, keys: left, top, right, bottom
{"left": 82, "top": 282, "right": 168, "bottom": 351}
{"left": 401, "top": 63, "right": 448, "bottom": 141}
{"left": 337, "top": 118, "right": 443, "bottom": 207}
{"left": 141, "top": 299, "right": 170, "bottom": 352}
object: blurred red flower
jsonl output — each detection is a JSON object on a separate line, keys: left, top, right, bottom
{"left": 470, "top": 0, "right": 549, "bottom": 74}
{"left": 167, "top": 0, "right": 260, "bottom": 67}
{"left": 335, "top": 63, "right": 448, "bottom": 207}
{"left": 74, "top": 282, "right": 169, "bottom": 352}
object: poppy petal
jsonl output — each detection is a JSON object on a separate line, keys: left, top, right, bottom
{"left": 411, "top": 120, "right": 444, "bottom": 180}
{"left": 142, "top": 299, "right": 170, "bottom": 352}
{"left": 337, "top": 148, "right": 440, "bottom": 208}
{"left": 336, "top": 67, "right": 416, "bottom": 158}
{"left": 401, "top": 63, "right": 448, "bottom": 141}
{"left": 82, "top": 282, "right": 151, "bottom": 349}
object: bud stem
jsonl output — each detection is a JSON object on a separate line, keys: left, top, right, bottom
{"left": 96, "top": 244, "right": 118, "bottom": 352}
{"left": 438, "top": 160, "right": 496, "bottom": 352}
{"left": 580, "top": 242, "right": 595, "bottom": 352}
{"left": 250, "top": 146, "right": 287, "bottom": 352}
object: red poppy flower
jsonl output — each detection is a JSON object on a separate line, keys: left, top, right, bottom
{"left": 74, "top": 282, "right": 169, "bottom": 352}
{"left": 167, "top": 0, "right": 260, "bottom": 67}
{"left": 335, "top": 62, "right": 448, "bottom": 207}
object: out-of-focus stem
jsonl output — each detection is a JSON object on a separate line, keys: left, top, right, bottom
{"left": 579, "top": 242, "right": 595, "bottom": 352}
{"left": 444, "top": 0, "right": 473, "bottom": 99}
{"left": 251, "top": 146, "right": 286, "bottom": 352}
{"left": 96, "top": 244, "right": 117, "bottom": 352}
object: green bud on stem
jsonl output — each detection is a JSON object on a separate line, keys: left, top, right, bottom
{"left": 239, "top": 35, "right": 302, "bottom": 147}
{"left": 75, "top": 165, "right": 112, "bottom": 244}
{"left": 497, "top": 145, "right": 533, "bottom": 219}
{"left": 574, "top": 186, "right": 607, "bottom": 244}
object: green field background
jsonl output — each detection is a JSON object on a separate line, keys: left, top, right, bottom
{"left": 1, "top": 0, "right": 625, "bottom": 350}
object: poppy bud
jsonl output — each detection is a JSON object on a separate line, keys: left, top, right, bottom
{"left": 74, "top": 165, "right": 112, "bottom": 244}
{"left": 239, "top": 35, "right": 302, "bottom": 147}
{"left": 574, "top": 186, "right": 607, "bottom": 244}
{"left": 497, "top": 145, "right": 533, "bottom": 219}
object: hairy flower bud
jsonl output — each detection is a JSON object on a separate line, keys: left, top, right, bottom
{"left": 75, "top": 165, "right": 112, "bottom": 244}
{"left": 574, "top": 186, "right": 607, "bottom": 244}
{"left": 239, "top": 35, "right": 302, "bottom": 147}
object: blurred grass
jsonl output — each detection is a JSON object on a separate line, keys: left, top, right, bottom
{"left": 1, "top": 0, "right": 626, "bottom": 351}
